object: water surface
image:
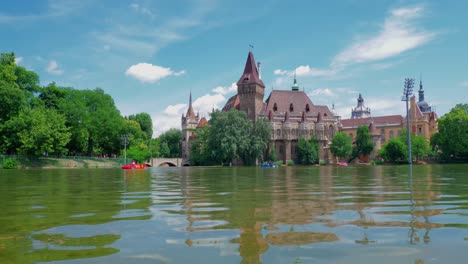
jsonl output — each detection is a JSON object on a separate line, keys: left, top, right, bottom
{"left": 1, "top": 165, "right": 467, "bottom": 263}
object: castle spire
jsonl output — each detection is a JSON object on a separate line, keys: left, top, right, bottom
{"left": 236, "top": 51, "right": 265, "bottom": 87}
{"left": 291, "top": 71, "right": 299, "bottom": 91}
{"left": 186, "top": 91, "right": 196, "bottom": 118}
{"left": 418, "top": 77, "right": 425, "bottom": 102}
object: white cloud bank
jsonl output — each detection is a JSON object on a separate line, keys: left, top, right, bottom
{"left": 152, "top": 83, "right": 238, "bottom": 136}
{"left": 273, "top": 5, "right": 435, "bottom": 83}
{"left": 125, "top": 63, "right": 185, "bottom": 83}
{"left": 46, "top": 60, "right": 63, "bottom": 75}
{"left": 332, "top": 6, "right": 435, "bottom": 68}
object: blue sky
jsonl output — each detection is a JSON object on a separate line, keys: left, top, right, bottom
{"left": 1, "top": 0, "right": 467, "bottom": 136}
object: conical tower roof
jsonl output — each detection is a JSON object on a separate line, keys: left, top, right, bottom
{"left": 236, "top": 51, "right": 265, "bottom": 87}
{"left": 186, "top": 92, "right": 196, "bottom": 119}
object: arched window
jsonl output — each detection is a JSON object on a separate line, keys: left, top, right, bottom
{"left": 305, "top": 104, "right": 310, "bottom": 112}
{"left": 273, "top": 103, "right": 278, "bottom": 112}
{"left": 276, "top": 129, "right": 281, "bottom": 137}
{"left": 329, "top": 125, "right": 335, "bottom": 138}
{"left": 289, "top": 103, "right": 294, "bottom": 112}
{"left": 381, "top": 129, "right": 386, "bottom": 143}
{"left": 389, "top": 130, "right": 394, "bottom": 138}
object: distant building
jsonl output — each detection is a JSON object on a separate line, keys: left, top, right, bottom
{"left": 182, "top": 51, "right": 340, "bottom": 165}
{"left": 351, "top": 93, "right": 371, "bottom": 119}
{"left": 406, "top": 80, "right": 438, "bottom": 141}
{"left": 340, "top": 82, "right": 438, "bottom": 160}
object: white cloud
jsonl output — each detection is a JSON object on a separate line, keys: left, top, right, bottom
{"left": 308, "top": 88, "right": 336, "bottom": 97}
{"left": 212, "top": 83, "right": 237, "bottom": 95}
{"left": 14, "top": 57, "right": 23, "bottom": 64}
{"left": 274, "top": 69, "right": 288, "bottom": 75}
{"left": 46, "top": 60, "right": 64, "bottom": 75}
{"left": 163, "top": 104, "right": 187, "bottom": 116}
{"left": 125, "top": 63, "right": 185, "bottom": 83}
{"left": 193, "top": 93, "right": 225, "bottom": 114}
{"left": 274, "top": 66, "right": 334, "bottom": 77}
{"left": 332, "top": 6, "right": 434, "bottom": 68}
{"left": 459, "top": 81, "right": 468, "bottom": 87}
{"left": 130, "top": 3, "right": 155, "bottom": 19}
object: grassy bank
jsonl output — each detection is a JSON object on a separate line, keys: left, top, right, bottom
{"left": 1, "top": 155, "right": 122, "bottom": 169}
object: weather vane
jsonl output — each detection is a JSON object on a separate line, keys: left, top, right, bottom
{"left": 249, "top": 44, "right": 254, "bottom": 50}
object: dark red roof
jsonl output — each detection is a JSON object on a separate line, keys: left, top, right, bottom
{"left": 236, "top": 51, "right": 265, "bottom": 88}
{"left": 197, "top": 117, "right": 208, "bottom": 128}
{"left": 222, "top": 94, "right": 240, "bottom": 112}
{"left": 341, "top": 115, "right": 404, "bottom": 128}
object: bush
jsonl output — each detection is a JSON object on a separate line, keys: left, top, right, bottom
{"left": 276, "top": 160, "right": 284, "bottom": 166}
{"left": 287, "top": 160, "right": 295, "bottom": 166}
{"left": 319, "top": 159, "right": 327, "bottom": 165}
{"left": 2, "top": 158, "right": 18, "bottom": 169}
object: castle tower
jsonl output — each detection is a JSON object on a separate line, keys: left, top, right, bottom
{"left": 351, "top": 93, "right": 371, "bottom": 119}
{"left": 181, "top": 92, "right": 199, "bottom": 164}
{"left": 237, "top": 51, "right": 265, "bottom": 121}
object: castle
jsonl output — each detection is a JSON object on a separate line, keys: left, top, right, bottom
{"left": 181, "top": 51, "right": 438, "bottom": 165}
{"left": 181, "top": 51, "right": 340, "bottom": 165}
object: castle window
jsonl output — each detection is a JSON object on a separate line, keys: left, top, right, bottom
{"left": 389, "top": 130, "right": 394, "bottom": 138}
{"left": 381, "top": 129, "right": 386, "bottom": 143}
{"left": 290, "top": 103, "right": 294, "bottom": 112}
{"left": 305, "top": 104, "right": 310, "bottom": 112}
{"left": 276, "top": 129, "right": 281, "bottom": 137}
{"left": 279, "top": 145, "right": 284, "bottom": 154}
{"left": 418, "top": 127, "right": 422, "bottom": 134}
{"left": 273, "top": 103, "right": 278, "bottom": 112}
{"left": 324, "top": 113, "right": 327, "bottom": 117}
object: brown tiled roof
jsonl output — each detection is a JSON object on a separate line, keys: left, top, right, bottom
{"left": 260, "top": 90, "right": 333, "bottom": 121}
{"left": 197, "top": 117, "right": 208, "bottom": 128}
{"left": 222, "top": 94, "right": 240, "bottom": 111}
{"left": 236, "top": 51, "right": 265, "bottom": 88}
{"left": 341, "top": 115, "right": 404, "bottom": 128}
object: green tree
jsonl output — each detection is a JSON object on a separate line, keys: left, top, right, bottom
{"left": 239, "top": 118, "right": 271, "bottom": 165}
{"left": 379, "top": 138, "right": 407, "bottom": 163}
{"left": 190, "top": 126, "right": 211, "bottom": 165}
{"left": 431, "top": 104, "right": 468, "bottom": 159}
{"left": 158, "top": 128, "right": 182, "bottom": 158}
{"left": 330, "top": 132, "right": 352, "bottom": 162}
{"left": 353, "top": 125, "right": 375, "bottom": 159}
{"left": 0, "top": 53, "right": 26, "bottom": 123}
{"left": 128, "top": 113, "right": 153, "bottom": 140}
{"left": 126, "top": 142, "right": 151, "bottom": 163}
{"left": 297, "top": 137, "right": 319, "bottom": 165}
{"left": 412, "top": 134, "right": 430, "bottom": 160}
{"left": 207, "top": 110, "right": 256, "bottom": 165}
{"left": 3, "top": 107, "right": 71, "bottom": 156}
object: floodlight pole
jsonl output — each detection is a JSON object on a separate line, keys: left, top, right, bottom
{"left": 402, "top": 78, "right": 414, "bottom": 164}
{"left": 121, "top": 134, "right": 130, "bottom": 164}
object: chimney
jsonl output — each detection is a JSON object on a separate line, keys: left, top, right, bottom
{"left": 257, "top": 62, "right": 261, "bottom": 80}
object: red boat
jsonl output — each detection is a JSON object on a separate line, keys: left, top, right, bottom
{"left": 121, "top": 163, "right": 151, "bottom": 170}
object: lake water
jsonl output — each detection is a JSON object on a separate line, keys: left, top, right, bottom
{"left": 1, "top": 165, "right": 467, "bottom": 264}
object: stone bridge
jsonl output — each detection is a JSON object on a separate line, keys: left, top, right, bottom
{"left": 150, "top": 158, "right": 185, "bottom": 167}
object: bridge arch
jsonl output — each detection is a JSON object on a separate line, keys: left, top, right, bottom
{"left": 158, "top": 162, "right": 177, "bottom": 167}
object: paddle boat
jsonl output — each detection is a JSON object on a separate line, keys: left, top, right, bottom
{"left": 259, "top": 162, "right": 278, "bottom": 168}
{"left": 338, "top": 162, "right": 348, "bottom": 167}
{"left": 121, "top": 163, "right": 151, "bottom": 170}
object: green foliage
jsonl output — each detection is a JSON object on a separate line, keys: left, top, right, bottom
{"left": 399, "top": 129, "right": 430, "bottom": 161}
{"left": 330, "top": 132, "right": 352, "bottom": 161}
{"left": 3, "top": 106, "right": 71, "bottom": 156}
{"left": 2, "top": 158, "right": 17, "bottom": 169}
{"left": 128, "top": 113, "right": 153, "bottom": 140}
{"left": 126, "top": 142, "right": 151, "bottom": 163}
{"left": 297, "top": 137, "right": 319, "bottom": 165}
{"left": 206, "top": 110, "right": 270, "bottom": 165}
{"left": 287, "top": 160, "right": 295, "bottom": 166}
{"left": 276, "top": 160, "right": 284, "bottom": 166}
{"left": 190, "top": 126, "right": 211, "bottom": 165}
{"left": 353, "top": 125, "right": 375, "bottom": 158}
{"left": 158, "top": 128, "right": 182, "bottom": 158}
{"left": 268, "top": 146, "right": 277, "bottom": 162}
{"left": 379, "top": 137, "right": 407, "bottom": 163}
{"left": 431, "top": 104, "right": 468, "bottom": 159}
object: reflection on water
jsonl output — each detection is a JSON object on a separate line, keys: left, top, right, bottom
{"left": 1, "top": 165, "right": 468, "bottom": 263}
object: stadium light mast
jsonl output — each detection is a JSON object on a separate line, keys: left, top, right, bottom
{"left": 402, "top": 78, "right": 415, "bottom": 164}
